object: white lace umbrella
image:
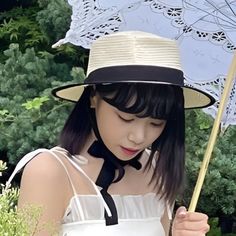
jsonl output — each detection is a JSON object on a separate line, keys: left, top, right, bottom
{"left": 53, "top": 0, "right": 236, "bottom": 211}
{"left": 53, "top": 0, "right": 236, "bottom": 130}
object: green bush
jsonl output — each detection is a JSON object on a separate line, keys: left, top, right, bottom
{"left": 0, "top": 1, "right": 86, "bottom": 67}
{"left": 207, "top": 217, "right": 221, "bottom": 236}
{"left": 0, "top": 5, "right": 48, "bottom": 59}
{"left": 37, "top": 0, "right": 72, "bottom": 43}
{"left": 0, "top": 44, "right": 85, "bottom": 164}
{"left": 183, "top": 110, "right": 236, "bottom": 217}
{"left": 0, "top": 0, "right": 88, "bottom": 166}
{"left": 36, "top": 0, "right": 89, "bottom": 68}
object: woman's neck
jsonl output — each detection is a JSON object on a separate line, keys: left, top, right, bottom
{"left": 78, "top": 131, "right": 102, "bottom": 163}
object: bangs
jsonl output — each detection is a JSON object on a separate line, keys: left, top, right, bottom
{"left": 95, "top": 83, "right": 184, "bottom": 120}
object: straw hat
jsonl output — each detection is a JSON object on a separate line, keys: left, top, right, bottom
{"left": 52, "top": 31, "right": 215, "bottom": 108}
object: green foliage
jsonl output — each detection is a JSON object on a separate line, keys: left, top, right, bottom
{"left": 223, "top": 234, "right": 236, "bottom": 236}
{"left": 206, "top": 217, "right": 236, "bottom": 236}
{"left": 0, "top": 160, "right": 7, "bottom": 174}
{"left": 22, "top": 96, "right": 50, "bottom": 110}
{"left": 0, "top": 6, "right": 48, "bottom": 57}
{"left": 183, "top": 110, "right": 236, "bottom": 216}
{"left": 0, "top": 44, "right": 86, "bottom": 164}
{"left": 53, "top": 43, "right": 89, "bottom": 69}
{"left": 0, "top": 4, "right": 37, "bottom": 23}
{"left": 207, "top": 218, "right": 221, "bottom": 236}
{"left": 36, "top": 0, "right": 89, "bottom": 67}
{"left": 36, "top": 0, "right": 71, "bottom": 43}
{"left": 0, "top": 1, "right": 89, "bottom": 67}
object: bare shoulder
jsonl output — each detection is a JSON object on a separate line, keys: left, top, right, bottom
{"left": 18, "top": 152, "right": 72, "bottom": 235}
{"left": 19, "top": 151, "right": 70, "bottom": 210}
{"left": 22, "top": 151, "right": 66, "bottom": 180}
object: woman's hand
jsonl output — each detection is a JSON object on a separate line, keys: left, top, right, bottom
{"left": 172, "top": 206, "right": 210, "bottom": 236}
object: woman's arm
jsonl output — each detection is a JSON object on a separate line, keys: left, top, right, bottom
{"left": 18, "top": 152, "right": 70, "bottom": 236}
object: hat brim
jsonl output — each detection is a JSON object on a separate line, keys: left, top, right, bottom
{"left": 52, "top": 65, "right": 215, "bottom": 109}
{"left": 52, "top": 81, "right": 215, "bottom": 109}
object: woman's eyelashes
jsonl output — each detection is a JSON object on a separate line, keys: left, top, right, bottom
{"left": 117, "top": 113, "right": 165, "bottom": 127}
{"left": 150, "top": 122, "right": 164, "bottom": 127}
{"left": 118, "top": 114, "right": 134, "bottom": 122}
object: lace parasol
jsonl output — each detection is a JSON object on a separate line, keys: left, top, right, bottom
{"left": 52, "top": 0, "right": 236, "bottom": 130}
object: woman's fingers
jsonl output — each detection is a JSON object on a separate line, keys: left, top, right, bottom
{"left": 172, "top": 206, "right": 210, "bottom": 236}
{"left": 172, "top": 230, "right": 208, "bottom": 236}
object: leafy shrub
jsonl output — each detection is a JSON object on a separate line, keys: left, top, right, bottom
{"left": 0, "top": 44, "right": 85, "bottom": 164}
{"left": 36, "top": 0, "right": 89, "bottom": 68}
{"left": 0, "top": 6, "right": 48, "bottom": 58}
{"left": 183, "top": 110, "right": 236, "bottom": 216}
{"left": 37, "top": 0, "right": 71, "bottom": 43}
{"left": 207, "top": 218, "right": 221, "bottom": 236}
{"left": 0, "top": 0, "right": 88, "bottom": 71}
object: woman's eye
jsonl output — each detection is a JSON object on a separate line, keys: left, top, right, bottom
{"left": 118, "top": 115, "right": 134, "bottom": 122}
{"left": 151, "top": 122, "right": 164, "bottom": 127}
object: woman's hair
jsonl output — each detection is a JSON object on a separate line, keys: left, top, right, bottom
{"left": 60, "top": 83, "right": 185, "bottom": 204}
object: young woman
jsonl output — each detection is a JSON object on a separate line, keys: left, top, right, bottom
{"left": 8, "top": 31, "right": 214, "bottom": 235}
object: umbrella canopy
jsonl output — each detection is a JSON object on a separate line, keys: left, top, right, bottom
{"left": 53, "top": 0, "right": 236, "bottom": 130}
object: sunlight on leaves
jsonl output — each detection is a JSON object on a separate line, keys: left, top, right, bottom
{"left": 21, "top": 96, "right": 50, "bottom": 110}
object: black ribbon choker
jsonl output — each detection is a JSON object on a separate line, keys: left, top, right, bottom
{"left": 88, "top": 140, "right": 142, "bottom": 225}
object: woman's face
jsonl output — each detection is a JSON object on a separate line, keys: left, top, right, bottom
{"left": 91, "top": 94, "right": 166, "bottom": 161}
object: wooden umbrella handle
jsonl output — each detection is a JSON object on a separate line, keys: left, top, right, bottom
{"left": 188, "top": 51, "right": 236, "bottom": 212}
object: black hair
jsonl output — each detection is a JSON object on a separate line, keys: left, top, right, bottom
{"left": 59, "top": 83, "right": 185, "bottom": 204}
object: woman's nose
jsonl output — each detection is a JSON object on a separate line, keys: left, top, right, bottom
{"left": 127, "top": 125, "right": 146, "bottom": 145}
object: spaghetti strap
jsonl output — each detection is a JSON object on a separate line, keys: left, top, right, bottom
{"left": 52, "top": 147, "right": 112, "bottom": 217}
{"left": 5, "top": 148, "right": 86, "bottom": 220}
{"left": 5, "top": 148, "right": 49, "bottom": 190}
{"left": 5, "top": 148, "right": 80, "bottom": 198}
{"left": 48, "top": 148, "right": 87, "bottom": 221}
{"left": 6, "top": 147, "right": 112, "bottom": 219}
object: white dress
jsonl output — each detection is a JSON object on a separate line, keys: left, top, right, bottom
{"left": 6, "top": 147, "right": 172, "bottom": 236}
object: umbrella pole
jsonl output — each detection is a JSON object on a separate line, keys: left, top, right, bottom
{"left": 188, "top": 51, "right": 236, "bottom": 212}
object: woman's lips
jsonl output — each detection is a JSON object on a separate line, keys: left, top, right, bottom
{"left": 120, "top": 146, "right": 140, "bottom": 156}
